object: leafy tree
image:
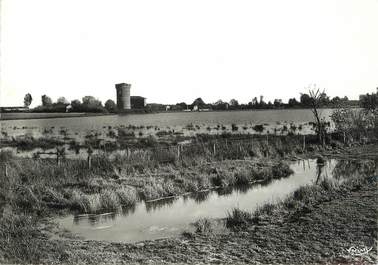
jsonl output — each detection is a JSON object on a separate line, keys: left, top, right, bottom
{"left": 105, "top": 99, "right": 117, "bottom": 112}
{"left": 57, "top": 97, "right": 69, "bottom": 104}
{"left": 192, "top": 98, "right": 206, "bottom": 106}
{"left": 82, "top": 96, "right": 102, "bottom": 106}
{"left": 288, "top": 98, "right": 299, "bottom": 108}
{"left": 24, "top": 93, "right": 32, "bottom": 107}
{"left": 229, "top": 99, "right": 239, "bottom": 106}
{"left": 176, "top": 102, "right": 188, "bottom": 109}
{"left": 300, "top": 93, "right": 312, "bottom": 107}
{"left": 360, "top": 91, "right": 378, "bottom": 111}
{"left": 273, "top": 99, "right": 282, "bottom": 108}
{"left": 41, "top": 95, "right": 52, "bottom": 106}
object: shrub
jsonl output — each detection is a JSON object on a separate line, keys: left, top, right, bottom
{"left": 234, "top": 169, "right": 251, "bottom": 185}
{"left": 226, "top": 208, "right": 253, "bottom": 229}
{"left": 231, "top": 124, "right": 239, "bottom": 131}
{"left": 100, "top": 189, "right": 120, "bottom": 211}
{"left": 116, "top": 186, "right": 138, "bottom": 207}
{"left": 272, "top": 162, "right": 294, "bottom": 179}
{"left": 0, "top": 150, "right": 14, "bottom": 162}
{"left": 253, "top": 124, "right": 265, "bottom": 133}
{"left": 193, "top": 218, "right": 214, "bottom": 234}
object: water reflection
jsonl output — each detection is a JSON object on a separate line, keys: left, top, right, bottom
{"left": 145, "top": 196, "right": 177, "bottom": 213}
{"left": 59, "top": 158, "right": 378, "bottom": 243}
{"left": 187, "top": 190, "right": 211, "bottom": 204}
{"left": 74, "top": 212, "right": 117, "bottom": 226}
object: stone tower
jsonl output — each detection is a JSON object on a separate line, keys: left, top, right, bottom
{"left": 115, "top": 83, "right": 131, "bottom": 110}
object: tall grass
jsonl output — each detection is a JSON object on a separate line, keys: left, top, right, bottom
{"left": 226, "top": 208, "right": 253, "bottom": 229}
{"left": 193, "top": 218, "right": 214, "bottom": 234}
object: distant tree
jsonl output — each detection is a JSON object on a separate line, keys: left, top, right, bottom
{"left": 41, "top": 95, "right": 53, "bottom": 106}
{"left": 192, "top": 97, "right": 206, "bottom": 106}
{"left": 360, "top": 91, "right": 378, "bottom": 111}
{"left": 229, "top": 99, "right": 239, "bottom": 107}
{"left": 82, "top": 96, "right": 102, "bottom": 106}
{"left": 331, "top": 96, "right": 341, "bottom": 105}
{"left": 214, "top": 99, "right": 225, "bottom": 105}
{"left": 57, "top": 97, "right": 69, "bottom": 104}
{"left": 176, "top": 102, "right": 188, "bottom": 109}
{"left": 24, "top": 93, "right": 32, "bottom": 107}
{"left": 80, "top": 96, "right": 105, "bottom": 112}
{"left": 319, "top": 92, "right": 330, "bottom": 106}
{"left": 105, "top": 99, "right": 117, "bottom": 112}
{"left": 273, "top": 99, "right": 282, "bottom": 108}
{"left": 288, "top": 98, "right": 299, "bottom": 108}
{"left": 252, "top": 97, "right": 258, "bottom": 105}
{"left": 300, "top": 93, "right": 312, "bottom": 107}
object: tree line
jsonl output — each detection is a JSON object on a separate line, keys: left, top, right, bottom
{"left": 25, "top": 95, "right": 117, "bottom": 113}
{"left": 169, "top": 92, "right": 357, "bottom": 111}
{"left": 18, "top": 89, "right": 377, "bottom": 113}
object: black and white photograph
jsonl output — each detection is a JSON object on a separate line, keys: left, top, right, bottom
{"left": 0, "top": 0, "right": 377, "bottom": 264}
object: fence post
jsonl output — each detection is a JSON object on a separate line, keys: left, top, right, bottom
{"left": 56, "top": 149, "right": 60, "bottom": 166}
{"left": 343, "top": 131, "right": 346, "bottom": 144}
{"left": 303, "top": 135, "right": 306, "bottom": 151}
{"left": 177, "top": 145, "right": 181, "bottom": 160}
{"left": 4, "top": 164, "right": 7, "bottom": 178}
{"left": 213, "top": 143, "right": 216, "bottom": 156}
{"left": 266, "top": 134, "right": 269, "bottom": 145}
{"left": 87, "top": 146, "right": 93, "bottom": 169}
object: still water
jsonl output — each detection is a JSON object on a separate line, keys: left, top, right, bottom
{"left": 1, "top": 109, "right": 333, "bottom": 131}
{"left": 57, "top": 159, "right": 341, "bottom": 243}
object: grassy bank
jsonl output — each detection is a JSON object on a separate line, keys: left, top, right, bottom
{"left": 1, "top": 155, "right": 374, "bottom": 264}
{"left": 1, "top": 131, "right": 377, "bottom": 264}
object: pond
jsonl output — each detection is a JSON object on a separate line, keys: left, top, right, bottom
{"left": 57, "top": 158, "right": 352, "bottom": 243}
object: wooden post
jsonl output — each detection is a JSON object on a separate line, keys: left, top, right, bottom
{"left": 4, "top": 164, "right": 7, "bottom": 178}
{"left": 56, "top": 152, "right": 60, "bottom": 165}
{"left": 87, "top": 146, "right": 93, "bottom": 169}
{"left": 343, "top": 131, "right": 346, "bottom": 144}
{"left": 213, "top": 143, "right": 216, "bottom": 156}
{"left": 87, "top": 155, "right": 92, "bottom": 169}
{"left": 177, "top": 145, "right": 180, "bottom": 160}
{"left": 303, "top": 135, "right": 306, "bottom": 151}
{"left": 266, "top": 134, "right": 269, "bottom": 145}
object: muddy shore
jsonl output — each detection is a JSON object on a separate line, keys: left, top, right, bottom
{"left": 53, "top": 179, "right": 377, "bottom": 264}
{"left": 28, "top": 146, "right": 378, "bottom": 264}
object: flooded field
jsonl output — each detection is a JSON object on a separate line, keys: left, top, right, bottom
{"left": 57, "top": 158, "right": 342, "bottom": 243}
{"left": 0, "top": 109, "right": 335, "bottom": 149}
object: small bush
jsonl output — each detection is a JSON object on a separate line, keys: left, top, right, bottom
{"left": 272, "top": 162, "right": 294, "bottom": 179}
{"left": 234, "top": 169, "right": 251, "bottom": 185}
{"left": 253, "top": 124, "right": 265, "bottom": 133}
{"left": 193, "top": 218, "right": 214, "bottom": 234}
{"left": 231, "top": 124, "right": 239, "bottom": 131}
{"left": 0, "top": 150, "right": 14, "bottom": 162}
{"left": 100, "top": 189, "right": 120, "bottom": 211}
{"left": 226, "top": 208, "right": 253, "bottom": 229}
{"left": 116, "top": 186, "right": 138, "bottom": 206}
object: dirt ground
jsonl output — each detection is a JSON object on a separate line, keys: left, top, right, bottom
{"left": 47, "top": 173, "right": 377, "bottom": 265}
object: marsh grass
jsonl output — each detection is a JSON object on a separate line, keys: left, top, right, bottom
{"left": 0, "top": 210, "right": 66, "bottom": 263}
{"left": 226, "top": 208, "right": 253, "bottom": 229}
{"left": 193, "top": 218, "right": 214, "bottom": 234}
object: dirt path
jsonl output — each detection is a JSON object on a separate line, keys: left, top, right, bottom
{"left": 54, "top": 178, "right": 377, "bottom": 264}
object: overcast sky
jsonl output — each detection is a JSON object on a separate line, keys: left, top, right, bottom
{"left": 1, "top": 0, "right": 377, "bottom": 107}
